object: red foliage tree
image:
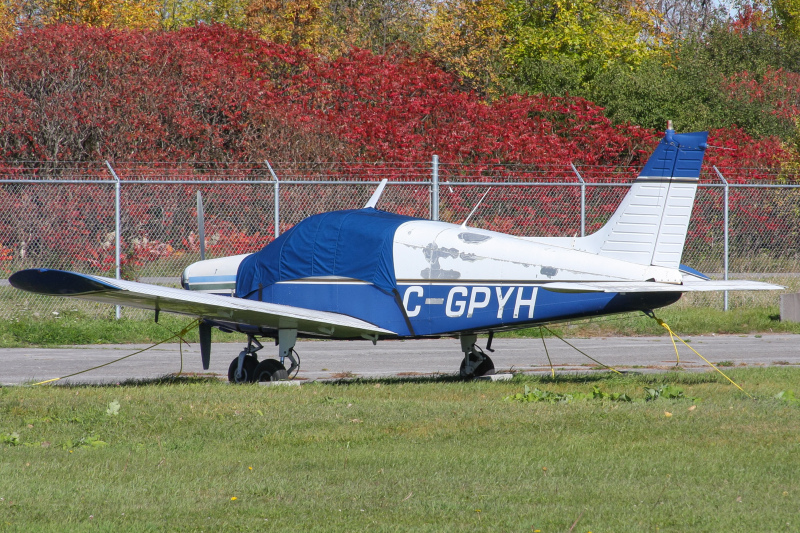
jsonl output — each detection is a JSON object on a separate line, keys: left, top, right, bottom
{"left": 0, "top": 24, "right": 789, "bottom": 169}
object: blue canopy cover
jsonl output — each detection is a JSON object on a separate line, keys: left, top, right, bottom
{"left": 236, "top": 208, "right": 418, "bottom": 298}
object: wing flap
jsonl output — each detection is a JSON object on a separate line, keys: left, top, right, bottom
{"left": 9, "top": 269, "right": 396, "bottom": 338}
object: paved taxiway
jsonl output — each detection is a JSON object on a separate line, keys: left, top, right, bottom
{"left": 2, "top": 334, "right": 798, "bottom": 385}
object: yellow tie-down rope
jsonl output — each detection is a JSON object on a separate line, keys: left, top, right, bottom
{"left": 31, "top": 318, "right": 201, "bottom": 386}
{"left": 648, "top": 313, "right": 752, "bottom": 399}
{"left": 541, "top": 325, "right": 624, "bottom": 376}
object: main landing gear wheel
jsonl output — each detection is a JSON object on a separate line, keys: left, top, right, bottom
{"left": 254, "top": 359, "right": 289, "bottom": 382}
{"left": 228, "top": 354, "right": 258, "bottom": 383}
{"left": 460, "top": 355, "right": 495, "bottom": 378}
{"left": 227, "top": 332, "right": 297, "bottom": 384}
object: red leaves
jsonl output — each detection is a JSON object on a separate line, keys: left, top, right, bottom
{"left": 0, "top": 24, "right": 789, "bottom": 171}
{"left": 0, "top": 24, "right": 343, "bottom": 162}
{"left": 724, "top": 68, "right": 800, "bottom": 122}
{"left": 704, "top": 127, "right": 787, "bottom": 180}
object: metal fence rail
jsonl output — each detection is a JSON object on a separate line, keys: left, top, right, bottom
{"left": 1, "top": 159, "right": 799, "bottom": 318}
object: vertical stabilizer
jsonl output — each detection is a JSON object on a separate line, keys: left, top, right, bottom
{"left": 579, "top": 127, "right": 708, "bottom": 269}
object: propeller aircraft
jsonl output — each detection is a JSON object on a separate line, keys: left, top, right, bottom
{"left": 10, "top": 126, "right": 782, "bottom": 382}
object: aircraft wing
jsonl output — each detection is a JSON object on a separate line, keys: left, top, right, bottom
{"left": 541, "top": 280, "right": 783, "bottom": 293}
{"left": 9, "top": 269, "right": 397, "bottom": 338}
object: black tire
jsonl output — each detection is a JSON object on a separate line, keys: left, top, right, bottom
{"left": 228, "top": 355, "right": 258, "bottom": 383}
{"left": 460, "top": 355, "right": 495, "bottom": 378}
{"left": 254, "top": 359, "right": 289, "bottom": 382}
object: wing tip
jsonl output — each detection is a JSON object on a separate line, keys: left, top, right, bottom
{"left": 9, "top": 269, "right": 117, "bottom": 296}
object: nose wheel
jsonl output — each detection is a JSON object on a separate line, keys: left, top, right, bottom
{"left": 459, "top": 334, "right": 495, "bottom": 378}
{"left": 460, "top": 354, "right": 495, "bottom": 378}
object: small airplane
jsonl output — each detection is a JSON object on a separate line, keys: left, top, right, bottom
{"left": 10, "top": 125, "right": 782, "bottom": 382}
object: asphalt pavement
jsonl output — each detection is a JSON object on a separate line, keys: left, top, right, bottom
{"left": 2, "top": 334, "right": 798, "bottom": 385}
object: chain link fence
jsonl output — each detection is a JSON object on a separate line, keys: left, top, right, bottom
{"left": 2, "top": 160, "right": 799, "bottom": 319}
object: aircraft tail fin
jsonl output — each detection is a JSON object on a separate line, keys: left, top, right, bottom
{"left": 578, "top": 126, "right": 708, "bottom": 269}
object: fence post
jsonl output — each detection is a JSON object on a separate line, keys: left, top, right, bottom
{"left": 570, "top": 162, "right": 586, "bottom": 237}
{"left": 105, "top": 160, "right": 122, "bottom": 320}
{"left": 266, "top": 161, "right": 280, "bottom": 238}
{"left": 713, "top": 166, "right": 730, "bottom": 311}
{"left": 431, "top": 155, "right": 439, "bottom": 221}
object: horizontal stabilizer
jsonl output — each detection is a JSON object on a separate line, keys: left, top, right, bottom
{"left": 9, "top": 269, "right": 396, "bottom": 338}
{"left": 678, "top": 279, "right": 784, "bottom": 292}
{"left": 542, "top": 280, "right": 783, "bottom": 294}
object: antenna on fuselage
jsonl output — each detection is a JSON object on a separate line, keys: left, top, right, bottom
{"left": 364, "top": 179, "right": 389, "bottom": 209}
{"left": 461, "top": 188, "right": 492, "bottom": 228}
{"left": 266, "top": 160, "right": 281, "bottom": 239}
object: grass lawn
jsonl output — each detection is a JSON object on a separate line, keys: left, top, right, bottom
{"left": 2, "top": 369, "right": 799, "bottom": 532}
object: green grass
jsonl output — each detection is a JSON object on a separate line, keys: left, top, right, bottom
{"left": 1, "top": 369, "right": 799, "bottom": 531}
{"left": 0, "top": 312, "right": 246, "bottom": 348}
{"left": 0, "top": 306, "right": 798, "bottom": 348}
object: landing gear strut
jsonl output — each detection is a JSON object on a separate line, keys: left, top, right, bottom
{"left": 459, "top": 334, "right": 495, "bottom": 378}
{"left": 227, "top": 329, "right": 298, "bottom": 383}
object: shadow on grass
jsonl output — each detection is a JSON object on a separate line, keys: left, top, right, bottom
{"left": 27, "top": 368, "right": 741, "bottom": 389}
{"left": 28, "top": 373, "right": 224, "bottom": 388}
{"left": 318, "top": 371, "right": 647, "bottom": 386}
{"left": 514, "top": 370, "right": 728, "bottom": 386}
{"left": 320, "top": 369, "right": 727, "bottom": 387}
{"left": 324, "top": 374, "right": 465, "bottom": 386}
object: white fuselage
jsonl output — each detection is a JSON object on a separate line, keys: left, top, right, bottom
{"left": 392, "top": 221, "right": 682, "bottom": 285}
{"left": 182, "top": 219, "right": 683, "bottom": 294}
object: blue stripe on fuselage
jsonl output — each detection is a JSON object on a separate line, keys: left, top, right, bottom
{"left": 249, "top": 282, "right": 681, "bottom": 336}
{"left": 187, "top": 275, "right": 237, "bottom": 283}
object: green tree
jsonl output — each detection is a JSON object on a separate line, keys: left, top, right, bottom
{"left": 157, "top": 0, "right": 248, "bottom": 30}
{"left": 773, "top": 0, "right": 800, "bottom": 38}
{"left": 504, "top": 0, "right": 662, "bottom": 94}
{"left": 587, "top": 17, "right": 800, "bottom": 138}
